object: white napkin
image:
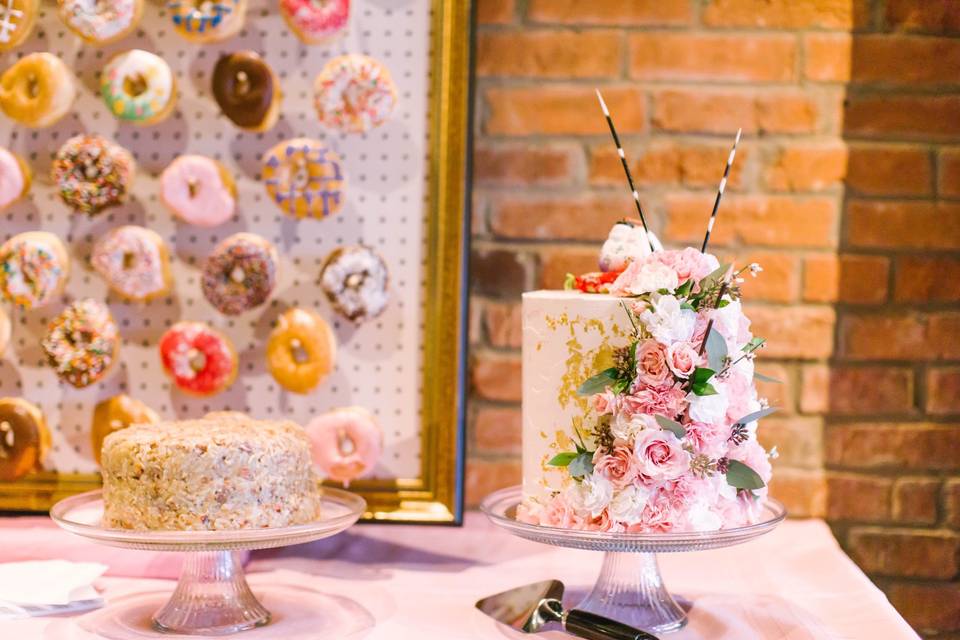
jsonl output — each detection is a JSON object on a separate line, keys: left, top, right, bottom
{"left": 0, "top": 560, "right": 107, "bottom": 619}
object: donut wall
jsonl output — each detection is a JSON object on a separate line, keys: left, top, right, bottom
{"left": 0, "top": 0, "right": 471, "bottom": 520}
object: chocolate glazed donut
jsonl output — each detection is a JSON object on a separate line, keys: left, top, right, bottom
{"left": 0, "top": 398, "right": 49, "bottom": 482}
{"left": 212, "top": 52, "right": 279, "bottom": 131}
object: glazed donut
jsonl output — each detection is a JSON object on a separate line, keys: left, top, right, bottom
{"left": 159, "top": 321, "right": 237, "bottom": 396}
{"left": 0, "top": 0, "right": 38, "bottom": 51}
{"left": 160, "top": 155, "right": 236, "bottom": 227}
{"left": 101, "top": 49, "right": 176, "bottom": 125}
{"left": 42, "top": 299, "right": 120, "bottom": 388}
{"left": 0, "top": 147, "right": 30, "bottom": 211}
{"left": 306, "top": 407, "right": 381, "bottom": 486}
{"left": 91, "top": 225, "right": 172, "bottom": 302}
{"left": 59, "top": 0, "right": 142, "bottom": 46}
{"left": 262, "top": 138, "right": 345, "bottom": 220}
{"left": 52, "top": 135, "right": 135, "bottom": 216}
{"left": 201, "top": 232, "right": 278, "bottom": 316}
{"left": 212, "top": 51, "right": 280, "bottom": 132}
{"left": 0, "top": 306, "right": 10, "bottom": 356}
{"left": 0, "top": 231, "right": 70, "bottom": 310}
{"left": 266, "top": 308, "right": 336, "bottom": 394}
{"left": 167, "top": 0, "right": 245, "bottom": 43}
{"left": 280, "top": 0, "right": 347, "bottom": 45}
{"left": 0, "top": 398, "right": 49, "bottom": 482}
{"left": 313, "top": 54, "right": 397, "bottom": 134}
{"left": 0, "top": 53, "right": 76, "bottom": 128}
{"left": 91, "top": 394, "right": 159, "bottom": 465}
{"left": 320, "top": 245, "right": 389, "bottom": 322}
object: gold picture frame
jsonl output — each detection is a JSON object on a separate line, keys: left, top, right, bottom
{"left": 0, "top": 0, "right": 472, "bottom": 523}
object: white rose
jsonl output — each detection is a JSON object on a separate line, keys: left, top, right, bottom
{"left": 608, "top": 484, "right": 652, "bottom": 523}
{"left": 686, "top": 384, "right": 729, "bottom": 424}
{"left": 625, "top": 262, "right": 679, "bottom": 296}
{"left": 685, "top": 502, "right": 723, "bottom": 532}
{"left": 610, "top": 411, "right": 656, "bottom": 441}
{"left": 639, "top": 294, "right": 696, "bottom": 344}
{"left": 580, "top": 473, "right": 614, "bottom": 517}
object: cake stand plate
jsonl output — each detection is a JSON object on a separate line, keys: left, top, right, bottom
{"left": 480, "top": 486, "right": 786, "bottom": 634}
{"left": 50, "top": 487, "right": 366, "bottom": 636}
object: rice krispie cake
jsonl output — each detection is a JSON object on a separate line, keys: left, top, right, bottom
{"left": 101, "top": 414, "right": 321, "bottom": 530}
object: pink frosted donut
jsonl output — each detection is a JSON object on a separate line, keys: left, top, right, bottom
{"left": 160, "top": 155, "right": 236, "bottom": 227}
{"left": 306, "top": 407, "right": 381, "bottom": 486}
{"left": 280, "top": 0, "right": 348, "bottom": 44}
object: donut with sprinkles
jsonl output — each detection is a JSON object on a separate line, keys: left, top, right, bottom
{"left": 0, "top": 231, "right": 70, "bottom": 310}
{"left": 100, "top": 49, "right": 176, "bottom": 126}
{"left": 42, "top": 299, "right": 120, "bottom": 389}
{"left": 51, "top": 135, "right": 135, "bottom": 216}
{"left": 201, "top": 232, "right": 278, "bottom": 316}
{"left": 313, "top": 54, "right": 397, "bottom": 134}
{"left": 262, "top": 137, "right": 345, "bottom": 220}
{"left": 59, "top": 0, "right": 142, "bottom": 46}
{"left": 0, "top": 0, "right": 38, "bottom": 51}
{"left": 91, "top": 225, "right": 172, "bottom": 302}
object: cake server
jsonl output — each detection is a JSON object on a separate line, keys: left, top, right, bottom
{"left": 475, "top": 580, "right": 659, "bottom": 640}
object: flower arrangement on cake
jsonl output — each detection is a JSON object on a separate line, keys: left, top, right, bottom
{"left": 517, "top": 92, "right": 779, "bottom": 534}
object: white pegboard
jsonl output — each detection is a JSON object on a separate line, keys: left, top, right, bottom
{"left": 0, "top": 0, "right": 432, "bottom": 480}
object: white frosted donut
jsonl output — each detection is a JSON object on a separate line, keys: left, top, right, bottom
{"left": 0, "top": 147, "right": 28, "bottom": 211}
{"left": 313, "top": 54, "right": 397, "bottom": 134}
{"left": 160, "top": 155, "right": 236, "bottom": 227}
{"left": 101, "top": 49, "right": 176, "bottom": 125}
{"left": 306, "top": 407, "right": 382, "bottom": 486}
{"left": 0, "top": 306, "right": 10, "bottom": 355}
{"left": 59, "top": 0, "right": 142, "bottom": 45}
{"left": 0, "top": 231, "right": 70, "bottom": 309}
{"left": 91, "top": 225, "right": 172, "bottom": 302}
{"left": 320, "top": 245, "right": 389, "bottom": 323}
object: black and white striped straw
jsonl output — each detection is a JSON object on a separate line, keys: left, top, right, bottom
{"left": 595, "top": 88, "right": 655, "bottom": 253}
{"left": 701, "top": 128, "right": 742, "bottom": 253}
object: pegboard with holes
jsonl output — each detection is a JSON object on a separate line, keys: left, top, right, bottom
{"left": 0, "top": 0, "right": 434, "bottom": 482}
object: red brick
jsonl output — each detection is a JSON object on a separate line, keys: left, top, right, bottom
{"left": 825, "top": 366, "right": 914, "bottom": 415}
{"left": 930, "top": 313, "right": 960, "bottom": 359}
{"left": 885, "top": 582, "right": 960, "bottom": 633}
{"left": 652, "top": 90, "right": 819, "bottom": 135}
{"left": 800, "top": 364, "right": 829, "bottom": 414}
{"left": 526, "top": 0, "right": 690, "bottom": 25}
{"left": 474, "top": 406, "right": 522, "bottom": 454}
{"left": 846, "top": 200, "right": 960, "bottom": 250}
{"left": 895, "top": 256, "right": 960, "bottom": 303}
{"left": 825, "top": 422, "right": 960, "bottom": 471}
{"left": 470, "top": 247, "right": 532, "bottom": 297}
{"left": 665, "top": 194, "right": 837, "bottom": 249}
{"left": 746, "top": 305, "right": 836, "bottom": 359}
{"left": 477, "top": 0, "right": 514, "bottom": 24}
{"left": 768, "top": 468, "right": 826, "bottom": 518}
{"left": 485, "top": 86, "right": 646, "bottom": 136}
{"left": 765, "top": 143, "right": 847, "bottom": 192}
{"left": 717, "top": 251, "right": 797, "bottom": 303}
{"left": 471, "top": 351, "right": 521, "bottom": 402}
{"left": 892, "top": 478, "right": 940, "bottom": 525}
{"left": 539, "top": 247, "right": 601, "bottom": 290}
{"left": 490, "top": 194, "right": 632, "bottom": 241}
{"left": 827, "top": 474, "right": 892, "bottom": 522}
{"left": 476, "top": 31, "right": 622, "bottom": 79}
{"left": 589, "top": 142, "right": 748, "bottom": 189}
{"left": 628, "top": 33, "right": 795, "bottom": 83}
{"left": 842, "top": 312, "right": 960, "bottom": 360}
{"left": 483, "top": 300, "right": 522, "bottom": 349}
{"left": 804, "top": 34, "right": 851, "bottom": 82}
{"left": 848, "top": 528, "right": 959, "bottom": 579}
{"left": 844, "top": 95, "right": 960, "bottom": 139}
{"left": 703, "top": 0, "right": 869, "bottom": 29}
{"left": 474, "top": 144, "right": 579, "bottom": 187}
{"left": 846, "top": 146, "right": 932, "bottom": 197}
{"left": 886, "top": 0, "right": 960, "bottom": 36}
{"left": 802, "top": 254, "right": 890, "bottom": 304}
{"left": 757, "top": 416, "right": 822, "bottom": 468}
{"left": 940, "top": 147, "right": 960, "bottom": 197}
{"left": 849, "top": 35, "right": 960, "bottom": 87}
{"left": 946, "top": 480, "right": 960, "bottom": 529}
{"left": 927, "top": 367, "right": 960, "bottom": 415}
{"left": 465, "top": 458, "right": 521, "bottom": 508}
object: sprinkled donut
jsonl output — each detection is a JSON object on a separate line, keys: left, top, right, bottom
{"left": 201, "top": 232, "right": 277, "bottom": 316}
{"left": 266, "top": 307, "right": 336, "bottom": 394}
{"left": 160, "top": 155, "right": 236, "bottom": 227}
{"left": 313, "top": 54, "right": 397, "bottom": 134}
{"left": 59, "top": 0, "right": 142, "bottom": 46}
{"left": 0, "top": 398, "right": 50, "bottom": 482}
{"left": 0, "top": 52, "right": 76, "bottom": 128}
{"left": 91, "top": 394, "right": 159, "bottom": 465}
{"left": 42, "top": 299, "right": 120, "bottom": 389}
{"left": 0, "top": 306, "right": 10, "bottom": 356}
{"left": 91, "top": 225, "right": 172, "bottom": 302}
{"left": 306, "top": 407, "right": 382, "bottom": 486}
{"left": 212, "top": 51, "right": 280, "bottom": 132}
{"left": 167, "top": 0, "right": 245, "bottom": 43}
{"left": 280, "top": 0, "right": 348, "bottom": 45}
{"left": 0, "top": 146, "right": 30, "bottom": 211}
{"left": 159, "top": 321, "right": 237, "bottom": 396}
{"left": 0, "top": 0, "right": 38, "bottom": 51}
{"left": 0, "top": 231, "right": 70, "bottom": 310}
{"left": 262, "top": 138, "right": 345, "bottom": 220}
{"left": 52, "top": 135, "right": 135, "bottom": 216}
{"left": 101, "top": 49, "right": 176, "bottom": 125}
{"left": 320, "top": 245, "right": 389, "bottom": 323}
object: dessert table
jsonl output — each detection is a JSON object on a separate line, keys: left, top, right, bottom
{"left": 0, "top": 512, "right": 918, "bottom": 639}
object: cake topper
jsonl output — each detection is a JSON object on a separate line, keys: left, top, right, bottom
{"left": 701, "top": 128, "right": 742, "bottom": 253}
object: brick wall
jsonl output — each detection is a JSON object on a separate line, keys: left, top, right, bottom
{"left": 466, "top": 1, "right": 960, "bottom": 636}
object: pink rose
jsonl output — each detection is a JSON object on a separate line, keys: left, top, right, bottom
{"left": 683, "top": 421, "right": 727, "bottom": 458}
{"left": 723, "top": 370, "right": 758, "bottom": 425}
{"left": 592, "top": 445, "right": 640, "bottom": 488}
{"left": 652, "top": 248, "right": 719, "bottom": 285}
{"left": 666, "top": 341, "right": 700, "bottom": 379}
{"left": 541, "top": 493, "right": 588, "bottom": 529}
{"left": 621, "top": 383, "right": 687, "bottom": 419}
{"left": 633, "top": 429, "right": 690, "bottom": 481}
{"left": 635, "top": 340, "right": 671, "bottom": 387}
{"left": 625, "top": 491, "right": 679, "bottom": 533}
{"left": 591, "top": 390, "right": 618, "bottom": 415}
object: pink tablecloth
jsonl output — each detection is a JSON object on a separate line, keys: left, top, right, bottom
{"left": 0, "top": 513, "right": 918, "bottom": 639}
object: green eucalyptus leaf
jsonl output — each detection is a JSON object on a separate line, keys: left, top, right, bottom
{"left": 699, "top": 263, "right": 731, "bottom": 290}
{"left": 743, "top": 337, "right": 765, "bottom": 352}
{"left": 577, "top": 368, "right": 619, "bottom": 396}
{"left": 655, "top": 415, "right": 686, "bottom": 438}
{"left": 547, "top": 452, "right": 578, "bottom": 467}
{"left": 568, "top": 452, "right": 595, "bottom": 479}
{"left": 692, "top": 367, "right": 715, "bottom": 384}
{"left": 754, "top": 371, "right": 782, "bottom": 384}
{"left": 734, "top": 407, "right": 777, "bottom": 426}
{"left": 726, "top": 459, "right": 765, "bottom": 490}
{"left": 705, "top": 327, "right": 728, "bottom": 372}
{"left": 692, "top": 381, "right": 718, "bottom": 396}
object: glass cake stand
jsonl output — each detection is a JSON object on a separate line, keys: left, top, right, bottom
{"left": 481, "top": 485, "right": 786, "bottom": 634}
{"left": 50, "top": 487, "right": 366, "bottom": 636}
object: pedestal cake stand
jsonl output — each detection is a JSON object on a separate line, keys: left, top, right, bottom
{"left": 481, "top": 485, "right": 786, "bottom": 634}
{"left": 50, "top": 487, "right": 366, "bottom": 636}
